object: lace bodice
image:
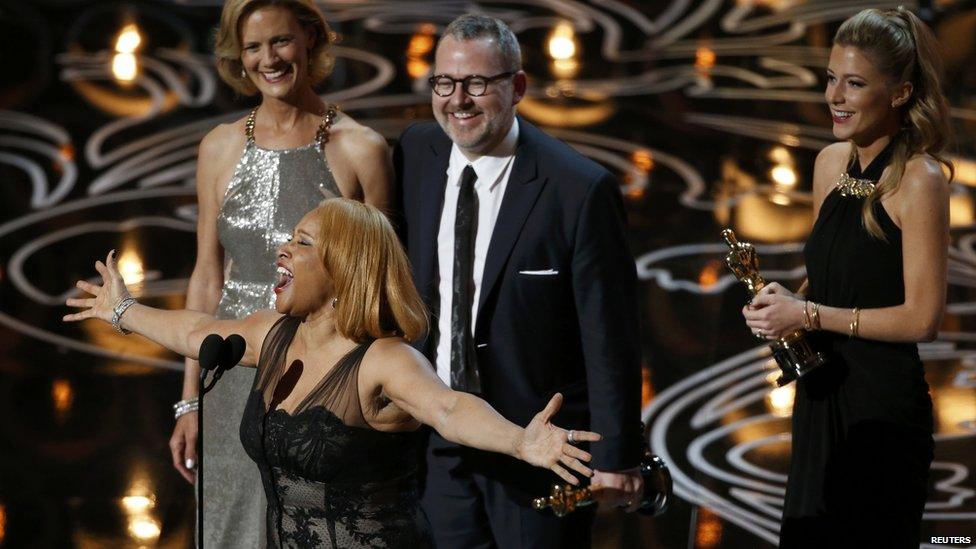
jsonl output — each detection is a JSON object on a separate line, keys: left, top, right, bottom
{"left": 239, "top": 316, "right": 433, "bottom": 548}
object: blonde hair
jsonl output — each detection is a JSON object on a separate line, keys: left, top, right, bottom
{"left": 834, "top": 7, "right": 954, "bottom": 239}
{"left": 214, "top": 0, "right": 335, "bottom": 96}
{"left": 313, "top": 199, "right": 428, "bottom": 343}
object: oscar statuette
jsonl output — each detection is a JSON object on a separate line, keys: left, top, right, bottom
{"left": 721, "top": 228, "right": 825, "bottom": 385}
{"left": 532, "top": 448, "right": 672, "bottom": 518}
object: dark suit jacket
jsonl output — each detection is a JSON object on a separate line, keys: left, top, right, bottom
{"left": 395, "top": 117, "right": 642, "bottom": 495}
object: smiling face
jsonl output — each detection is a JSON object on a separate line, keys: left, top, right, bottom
{"left": 825, "top": 45, "right": 911, "bottom": 145}
{"left": 274, "top": 209, "right": 332, "bottom": 316}
{"left": 431, "top": 35, "right": 525, "bottom": 157}
{"left": 239, "top": 6, "right": 314, "bottom": 101}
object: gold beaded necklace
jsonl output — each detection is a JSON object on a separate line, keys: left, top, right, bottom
{"left": 835, "top": 139, "right": 898, "bottom": 199}
{"left": 245, "top": 103, "right": 338, "bottom": 151}
{"left": 835, "top": 173, "right": 876, "bottom": 198}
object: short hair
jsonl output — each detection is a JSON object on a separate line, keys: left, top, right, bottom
{"left": 312, "top": 199, "right": 428, "bottom": 343}
{"left": 439, "top": 14, "right": 522, "bottom": 71}
{"left": 214, "top": 0, "right": 335, "bottom": 96}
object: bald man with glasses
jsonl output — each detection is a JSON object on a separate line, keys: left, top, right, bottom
{"left": 395, "top": 14, "right": 644, "bottom": 549}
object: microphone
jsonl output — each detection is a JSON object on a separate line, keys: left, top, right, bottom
{"left": 203, "top": 334, "right": 247, "bottom": 393}
{"left": 198, "top": 334, "right": 225, "bottom": 373}
{"left": 221, "top": 334, "right": 246, "bottom": 372}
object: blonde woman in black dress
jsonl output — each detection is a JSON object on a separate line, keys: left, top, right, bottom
{"left": 742, "top": 8, "right": 953, "bottom": 548}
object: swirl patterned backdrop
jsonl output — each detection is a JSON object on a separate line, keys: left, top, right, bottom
{"left": 0, "top": 1, "right": 973, "bottom": 547}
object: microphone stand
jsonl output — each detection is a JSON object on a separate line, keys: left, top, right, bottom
{"left": 193, "top": 334, "right": 245, "bottom": 548}
{"left": 197, "top": 367, "right": 210, "bottom": 549}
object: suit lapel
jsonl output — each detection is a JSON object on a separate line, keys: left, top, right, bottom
{"left": 416, "top": 131, "right": 451, "bottom": 303}
{"left": 477, "top": 120, "right": 545, "bottom": 316}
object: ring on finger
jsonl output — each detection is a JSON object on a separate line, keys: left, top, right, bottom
{"left": 567, "top": 430, "right": 576, "bottom": 444}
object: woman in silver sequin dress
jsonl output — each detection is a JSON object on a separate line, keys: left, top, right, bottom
{"left": 167, "top": 1, "right": 393, "bottom": 546}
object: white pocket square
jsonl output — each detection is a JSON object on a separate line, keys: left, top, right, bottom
{"left": 518, "top": 269, "right": 559, "bottom": 276}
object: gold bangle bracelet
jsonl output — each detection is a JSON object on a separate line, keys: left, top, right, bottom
{"left": 852, "top": 307, "right": 860, "bottom": 338}
{"left": 803, "top": 301, "right": 812, "bottom": 331}
{"left": 810, "top": 302, "right": 821, "bottom": 331}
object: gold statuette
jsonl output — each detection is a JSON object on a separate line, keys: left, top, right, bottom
{"left": 722, "top": 229, "right": 825, "bottom": 385}
{"left": 533, "top": 452, "right": 672, "bottom": 518}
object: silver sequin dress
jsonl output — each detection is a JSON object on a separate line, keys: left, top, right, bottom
{"left": 203, "top": 135, "right": 340, "bottom": 548}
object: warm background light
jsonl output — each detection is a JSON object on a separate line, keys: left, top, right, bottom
{"left": 127, "top": 517, "right": 161, "bottom": 541}
{"left": 51, "top": 378, "right": 74, "bottom": 423}
{"left": 111, "top": 54, "right": 137, "bottom": 82}
{"left": 770, "top": 165, "right": 797, "bottom": 187}
{"left": 695, "top": 46, "right": 716, "bottom": 73}
{"left": 406, "top": 23, "right": 436, "bottom": 81}
{"left": 949, "top": 191, "right": 975, "bottom": 227}
{"left": 695, "top": 506, "right": 723, "bottom": 548}
{"left": 698, "top": 259, "right": 723, "bottom": 288}
{"left": 768, "top": 146, "right": 792, "bottom": 165}
{"left": 115, "top": 23, "right": 142, "bottom": 54}
{"left": 547, "top": 21, "right": 577, "bottom": 60}
{"left": 121, "top": 495, "right": 154, "bottom": 513}
{"left": 111, "top": 23, "right": 143, "bottom": 83}
{"left": 632, "top": 149, "right": 655, "bottom": 173}
{"left": 765, "top": 384, "right": 795, "bottom": 417}
{"left": 116, "top": 248, "right": 145, "bottom": 285}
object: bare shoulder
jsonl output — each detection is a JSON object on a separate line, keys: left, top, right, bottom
{"left": 816, "top": 141, "right": 851, "bottom": 164}
{"left": 891, "top": 155, "right": 949, "bottom": 208}
{"left": 903, "top": 155, "right": 949, "bottom": 191}
{"left": 198, "top": 119, "right": 246, "bottom": 181}
{"left": 242, "top": 310, "right": 282, "bottom": 341}
{"left": 812, "top": 142, "right": 850, "bottom": 186}
{"left": 367, "top": 337, "right": 428, "bottom": 368}
{"left": 330, "top": 111, "right": 390, "bottom": 161}
{"left": 200, "top": 118, "right": 247, "bottom": 159}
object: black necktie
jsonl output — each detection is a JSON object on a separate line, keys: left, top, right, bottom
{"left": 450, "top": 165, "right": 480, "bottom": 392}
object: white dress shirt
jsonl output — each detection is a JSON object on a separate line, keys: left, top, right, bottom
{"left": 433, "top": 118, "right": 520, "bottom": 386}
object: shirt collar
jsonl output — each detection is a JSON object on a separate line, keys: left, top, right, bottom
{"left": 448, "top": 117, "right": 519, "bottom": 189}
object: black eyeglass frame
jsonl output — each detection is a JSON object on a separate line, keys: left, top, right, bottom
{"left": 427, "top": 71, "right": 516, "bottom": 97}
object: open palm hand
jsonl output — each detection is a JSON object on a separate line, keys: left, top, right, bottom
{"left": 63, "top": 250, "right": 131, "bottom": 325}
{"left": 518, "top": 393, "right": 602, "bottom": 485}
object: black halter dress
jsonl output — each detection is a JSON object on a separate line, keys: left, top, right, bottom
{"left": 781, "top": 141, "right": 935, "bottom": 548}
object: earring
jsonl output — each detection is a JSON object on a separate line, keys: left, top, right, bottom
{"left": 331, "top": 297, "right": 338, "bottom": 309}
{"left": 241, "top": 68, "right": 247, "bottom": 78}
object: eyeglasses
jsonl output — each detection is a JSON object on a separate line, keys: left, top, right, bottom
{"left": 428, "top": 72, "right": 515, "bottom": 97}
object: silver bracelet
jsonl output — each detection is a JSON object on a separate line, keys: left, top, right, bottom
{"left": 112, "top": 296, "right": 137, "bottom": 334}
{"left": 173, "top": 397, "right": 199, "bottom": 420}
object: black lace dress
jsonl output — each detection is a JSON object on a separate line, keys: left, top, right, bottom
{"left": 240, "top": 316, "right": 434, "bottom": 548}
{"left": 781, "top": 141, "right": 935, "bottom": 548}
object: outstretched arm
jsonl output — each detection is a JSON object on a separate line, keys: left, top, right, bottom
{"left": 375, "top": 342, "right": 599, "bottom": 485}
{"left": 64, "top": 250, "right": 277, "bottom": 365}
